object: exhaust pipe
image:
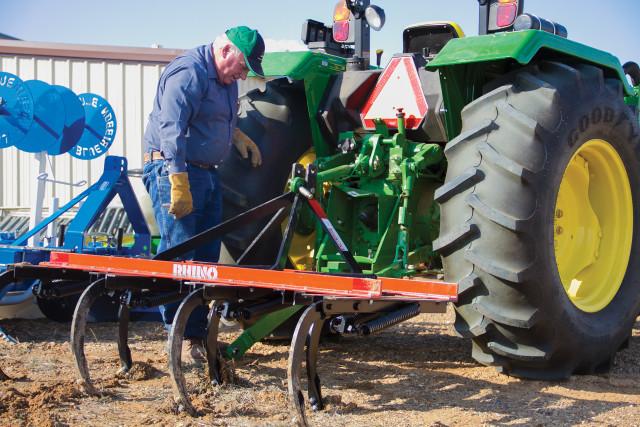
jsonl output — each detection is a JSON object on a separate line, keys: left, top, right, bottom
{"left": 513, "top": 13, "right": 568, "bottom": 38}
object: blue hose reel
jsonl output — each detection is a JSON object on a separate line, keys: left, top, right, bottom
{"left": 0, "top": 71, "right": 116, "bottom": 159}
{"left": 0, "top": 72, "right": 152, "bottom": 325}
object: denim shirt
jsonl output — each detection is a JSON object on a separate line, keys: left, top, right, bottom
{"left": 143, "top": 44, "right": 239, "bottom": 173}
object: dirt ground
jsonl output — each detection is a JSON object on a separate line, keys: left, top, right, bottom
{"left": 0, "top": 306, "right": 638, "bottom": 427}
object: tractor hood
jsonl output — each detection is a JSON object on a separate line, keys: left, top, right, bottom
{"left": 249, "top": 51, "right": 346, "bottom": 80}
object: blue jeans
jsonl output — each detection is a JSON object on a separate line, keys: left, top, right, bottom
{"left": 142, "top": 160, "right": 222, "bottom": 339}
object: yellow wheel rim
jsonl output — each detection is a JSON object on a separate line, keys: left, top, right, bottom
{"left": 554, "top": 139, "right": 633, "bottom": 313}
{"left": 286, "top": 149, "right": 316, "bottom": 270}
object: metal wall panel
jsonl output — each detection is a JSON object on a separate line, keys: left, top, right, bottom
{"left": 0, "top": 52, "right": 168, "bottom": 212}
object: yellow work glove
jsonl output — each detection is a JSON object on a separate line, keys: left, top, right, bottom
{"left": 168, "top": 172, "right": 193, "bottom": 219}
{"left": 232, "top": 129, "right": 262, "bottom": 167}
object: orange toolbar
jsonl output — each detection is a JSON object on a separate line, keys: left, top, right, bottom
{"left": 42, "top": 252, "right": 457, "bottom": 301}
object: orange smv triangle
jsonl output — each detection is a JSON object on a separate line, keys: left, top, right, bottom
{"left": 361, "top": 56, "right": 428, "bottom": 130}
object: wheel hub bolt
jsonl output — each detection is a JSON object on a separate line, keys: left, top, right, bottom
{"left": 556, "top": 226, "right": 563, "bottom": 235}
{"left": 556, "top": 209, "right": 563, "bottom": 218}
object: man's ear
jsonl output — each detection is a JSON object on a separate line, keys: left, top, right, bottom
{"left": 221, "top": 44, "right": 231, "bottom": 58}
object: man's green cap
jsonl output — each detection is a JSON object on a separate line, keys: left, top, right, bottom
{"left": 226, "top": 26, "right": 265, "bottom": 77}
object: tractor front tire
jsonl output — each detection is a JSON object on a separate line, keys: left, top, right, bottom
{"left": 436, "top": 61, "right": 640, "bottom": 379}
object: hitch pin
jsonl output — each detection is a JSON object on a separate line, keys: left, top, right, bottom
{"left": 298, "top": 186, "right": 314, "bottom": 199}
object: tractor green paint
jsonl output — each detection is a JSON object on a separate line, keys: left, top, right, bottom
{"left": 314, "top": 117, "right": 443, "bottom": 277}
{"left": 428, "top": 29, "right": 634, "bottom": 139}
{"left": 225, "top": 305, "right": 305, "bottom": 360}
{"left": 252, "top": 51, "right": 346, "bottom": 157}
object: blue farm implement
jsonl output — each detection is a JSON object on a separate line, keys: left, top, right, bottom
{"left": 0, "top": 71, "right": 150, "bottom": 330}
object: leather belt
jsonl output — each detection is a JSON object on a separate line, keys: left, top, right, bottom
{"left": 187, "top": 160, "right": 219, "bottom": 170}
{"left": 144, "top": 151, "right": 218, "bottom": 170}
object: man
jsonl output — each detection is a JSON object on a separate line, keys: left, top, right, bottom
{"left": 142, "top": 26, "right": 265, "bottom": 361}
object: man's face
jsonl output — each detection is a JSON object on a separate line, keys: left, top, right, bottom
{"left": 216, "top": 44, "right": 249, "bottom": 85}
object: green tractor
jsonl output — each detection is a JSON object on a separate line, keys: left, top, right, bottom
{"left": 217, "top": 0, "right": 640, "bottom": 379}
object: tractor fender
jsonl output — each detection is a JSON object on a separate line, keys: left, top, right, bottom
{"left": 426, "top": 30, "right": 633, "bottom": 139}
{"left": 428, "top": 30, "right": 631, "bottom": 94}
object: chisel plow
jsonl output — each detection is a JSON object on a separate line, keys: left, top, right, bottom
{"left": 0, "top": 164, "right": 456, "bottom": 426}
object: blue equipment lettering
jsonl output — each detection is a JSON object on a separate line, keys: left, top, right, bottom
{"left": 0, "top": 75, "right": 15, "bottom": 88}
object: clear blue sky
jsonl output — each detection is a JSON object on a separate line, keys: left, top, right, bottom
{"left": 1, "top": 0, "right": 638, "bottom": 66}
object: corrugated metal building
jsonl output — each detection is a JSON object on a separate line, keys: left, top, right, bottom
{"left": 0, "top": 39, "right": 258, "bottom": 224}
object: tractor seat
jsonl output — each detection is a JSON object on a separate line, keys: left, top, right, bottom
{"left": 403, "top": 21, "right": 465, "bottom": 59}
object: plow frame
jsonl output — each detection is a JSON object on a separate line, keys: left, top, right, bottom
{"left": 1, "top": 164, "right": 457, "bottom": 425}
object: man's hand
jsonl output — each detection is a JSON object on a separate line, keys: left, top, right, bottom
{"left": 232, "top": 128, "right": 262, "bottom": 167}
{"left": 168, "top": 172, "right": 193, "bottom": 219}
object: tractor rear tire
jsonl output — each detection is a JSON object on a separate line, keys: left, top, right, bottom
{"left": 435, "top": 61, "right": 640, "bottom": 379}
{"left": 218, "top": 78, "right": 312, "bottom": 265}
{"left": 217, "top": 78, "right": 313, "bottom": 337}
